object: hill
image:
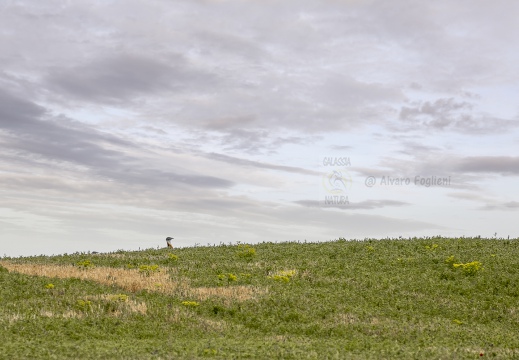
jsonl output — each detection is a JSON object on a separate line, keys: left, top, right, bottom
{"left": 1, "top": 237, "right": 518, "bottom": 359}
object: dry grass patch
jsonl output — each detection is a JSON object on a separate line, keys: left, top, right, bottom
{"left": 164, "top": 307, "right": 230, "bottom": 332}
{"left": 40, "top": 310, "right": 85, "bottom": 319}
{"left": 196, "top": 318, "right": 228, "bottom": 332}
{"left": 1, "top": 261, "right": 265, "bottom": 304}
{"left": 4, "top": 313, "right": 23, "bottom": 324}
{"left": 189, "top": 285, "right": 267, "bottom": 305}
{"left": 84, "top": 294, "right": 148, "bottom": 316}
{"left": 1, "top": 262, "right": 181, "bottom": 294}
{"left": 4, "top": 294, "right": 147, "bottom": 324}
{"left": 3, "top": 311, "right": 85, "bottom": 324}
{"left": 333, "top": 313, "right": 360, "bottom": 325}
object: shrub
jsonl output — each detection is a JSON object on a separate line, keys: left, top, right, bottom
{"left": 453, "top": 261, "right": 483, "bottom": 276}
{"left": 239, "top": 273, "right": 252, "bottom": 283}
{"left": 270, "top": 275, "right": 290, "bottom": 283}
{"left": 108, "top": 294, "right": 128, "bottom": 302}
{"left": 138, "top": 265, "right": 160, "bottom": 276}
{"left": 76, "top": 260, "right": 94, "bottom": 269}
{"left": 236, "top": 244, "right": 256, "bottom": 260}
{"left": 181, "top": 301, "right": 200, "bottom": 307}
{"left": 268, "top": 269, "right": 297, "bottom": 282}
{"left": 218, "top": 273, "right": 238, "bottom": 285}
{"left": 445, "top": 255, "right": 457, "bottom": 265}
{"left": 76, "top": 299, "right": 92, "bottom": 312}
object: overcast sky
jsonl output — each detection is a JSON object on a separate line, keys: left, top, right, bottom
{"left": 1, "top": 0, "right": 518, "bottom": 257}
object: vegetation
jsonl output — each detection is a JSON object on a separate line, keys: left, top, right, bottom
{"left": 1, "top": 237, "right": 518, "bottom": 359}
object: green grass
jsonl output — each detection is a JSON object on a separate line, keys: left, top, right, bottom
{"left": 1, "top": 237, "right": 518, "bottom": 359}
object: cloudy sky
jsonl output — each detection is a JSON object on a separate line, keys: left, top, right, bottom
{"left": 1, "top": 0, "right": 518, "bottom": 257}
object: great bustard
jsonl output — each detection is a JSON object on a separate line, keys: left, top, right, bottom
{"left": 166, "top": 237, "right": 174, "bottom": 248}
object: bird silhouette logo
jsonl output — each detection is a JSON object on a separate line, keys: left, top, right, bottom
{"left": 166, "top": 237, "right": 174, "bottom": 248}
{"left": 322, "top": 170, "right": 351, "bottom": 194}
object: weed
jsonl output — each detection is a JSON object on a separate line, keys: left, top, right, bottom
{"left": 453, "top": 261, "right": 483, "bottom": 276}
{"left": 445, "top": 255, "right": 457, "bottom": 265}
{"left": 239, "top": 273, "right": 252, "bottom": 283}
{"left": 108, "top": 294, "right": 128, "bottom": 302}
{"left": 181, "top": 301, "right": 200, "bottom": 307}
{"left": 138, "top": 264, "right": 160, "bottom": 276}
{"left": 269, "top": 275, "right": 290, "bottom": 283}
{"left": 268, "top": 269, "right": 296, "bottom": 282}
{"left": 202, "top": 348, "right": 218, "bottom": 356}
{"left": 218, "top": 273, "right": 238, "bottom": 285}
{"left": 76, "top": 260, "right": 94, "bottom": 269}
{"left": 236, "top": 244, "right": 256, "bottom": 260}
{"left": 75, "top": 299, "right": 92, "bottom": 312}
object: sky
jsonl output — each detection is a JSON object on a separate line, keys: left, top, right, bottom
{"left": 1, "top": 0, "right": 518, "bottom": 257}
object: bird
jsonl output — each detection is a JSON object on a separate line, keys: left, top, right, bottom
{"left": 166, "top": 237, "right": 174, "bottom": 248}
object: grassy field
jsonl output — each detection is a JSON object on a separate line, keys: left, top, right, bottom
{"left": 1, "top": 237, "right": 518, "bottom": 359}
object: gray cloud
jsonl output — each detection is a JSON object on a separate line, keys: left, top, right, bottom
{"left": 480, "top": 201, "right": 519, "bottom": 211}
{"left": 1, "top": 103, "right": 131, "bottom": 174}
{"left": 448, "top": 192, "right": 487, "bottom": 202}
{"left": 295, "top": 199, "right": 409, "bottom": 210}
{"left": 193, "top": 30, "right": 267, "bottom": 62}
{"left": 46, "top": 53, "right": 219, "bottom": 103}
{"left": 448, "top": 193, "right": 519, "bottom": 212}
{"left": 454, "top": 156, "right": 519, "bottom": 176}
{"left": 399, "top": 98, "right": 518, "bottom": 133}
{"left": 0, "top": 89, "right": 233, "bottom": 191}
{"left": 206, "top": 152, "right": 319, "bottom": 176}
{"left": 351, "top": 151, "right": 519, "bottom": 193}
{"left": 395, "top": 141, "right": 443, "bottom": 156}
{"left": 0, "top": 88, "right": 47, "bottom": 125}
{"left": 192, "top": 126, "right": 321, "bottom": 154}
{"left": 275, "top": 206, "right": 444, "bottom": 237}
{"left": 330, "top": 145, "right": 353, "bottom": 151}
